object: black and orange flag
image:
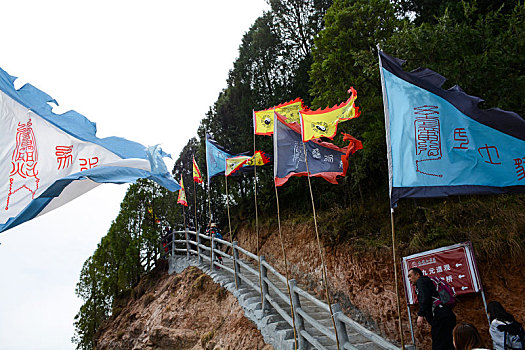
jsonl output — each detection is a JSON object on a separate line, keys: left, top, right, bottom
{"left": 192, "top": 156, "right": 203, "bottom": 183}
{"left": 177, "top": 175, "right": 188, "bottom": 206}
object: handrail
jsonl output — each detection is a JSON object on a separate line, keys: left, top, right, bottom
{"left": 261, "top": 258, "right": 287, "bottom": 285}
{"left": 294, "top": 285, "right": 331, "bottom": 312}
{"left": 265, "top": 293, "right": 293, "bottom": 326}
{"left": 263, "top": 276, "right": 290, "bottom": 306}
{"left": 236, "top": 259, "right": 259, "bottom": 277}
{"left": 235, "top": 245, "right": 258, "bottom": 261}
{"left": 214, "top": 237, "right": 232, "bottom": 248}
{"left": 337, "top": 313, "right": 399, "bottom": 350}
{"left": 298, "top": 307, "right": 336, "bottom": 341}
{"left": 172, "top": 236, "right": 400, "bottom": 350}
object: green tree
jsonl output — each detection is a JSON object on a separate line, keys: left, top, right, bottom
{"left": 385, "top": 2, "right": 525, "bottom": 117}
{"left": 309, "top": 0, "right": 404, "bottom": 196}
{"left": 72, "top": 180, "right": 179, "bottom": 349}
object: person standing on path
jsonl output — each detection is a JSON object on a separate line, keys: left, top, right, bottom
{"left": 408, "top": 267, "right": 457, "bottom": 350}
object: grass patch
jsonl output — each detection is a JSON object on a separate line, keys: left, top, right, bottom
{"left": 200, "top": 329, "right": 215, "bottom": 347}
{"left": 313, "top": 194, "right": 525, "bottom": 259}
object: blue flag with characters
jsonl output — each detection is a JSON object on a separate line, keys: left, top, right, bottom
{"left": 205, "top": 134, "right": 233, "bottom": 184}
{"left": 0, "top": 67, "right": 180, "bottom": 233}
{"left": 379, "top": 51, "right": 525, "bottom": 207}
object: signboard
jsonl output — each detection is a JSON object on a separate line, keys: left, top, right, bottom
{"left": 401, "top": 241, "right": 482, "bottom": 305}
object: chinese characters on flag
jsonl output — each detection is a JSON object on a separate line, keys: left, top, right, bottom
{"left": 55, "top": 145, "right": 99, "bottom": 171}
{"left": 402, "top": 241, "right": 483, "bottom": 305}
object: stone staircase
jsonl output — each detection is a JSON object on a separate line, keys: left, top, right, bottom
{"left": 169, "top": 253, "right": 399, "bottom": 350}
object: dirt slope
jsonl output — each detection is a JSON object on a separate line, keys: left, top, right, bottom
{"left": 96, "top": 261, "right": 272, "bottom": 350}
{"left": 96, "top": 221, "right": 523, "bottom": 350}
{"left": 233, "top": 221, "right": 524, "bottom": 350}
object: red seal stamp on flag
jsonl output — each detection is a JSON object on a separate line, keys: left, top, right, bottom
{"left": 5, "top": 118, "right": 40, "bottom": 211}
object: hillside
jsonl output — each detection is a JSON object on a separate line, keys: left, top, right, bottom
{"left": 95, "top": 210, "right": 524, "bottom": 350}
{"left": 95, "top": 260, "right": 272, "bottom": 350}
{"left": 75, "top": 2, "right": 525, "bottom": 349}
{"left": 232, "top": 217, "right": 525, "bottom": 350}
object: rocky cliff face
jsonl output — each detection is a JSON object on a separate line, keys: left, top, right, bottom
{"left": 96, "top": 261, "right": 272, "bottom": 350}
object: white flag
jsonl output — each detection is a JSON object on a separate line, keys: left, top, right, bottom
{"left": 0, "top": 67, "right": 180, "bottom": 233}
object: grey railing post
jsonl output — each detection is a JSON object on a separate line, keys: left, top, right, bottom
{"left": 232, "top": 241, "right": 241, "bottom": 288}
{"left": 171, "top": 231, "right": 175, "bottom": 257}
{"left": 332, "top": 303, "right": 349, "bottom": 347}
{"left": 210, "top": 236, "right": 216, "bottom": 270}
{"left": 197, "top": 231, "right": 202, "bottom": 263}
{"left": 289, "top": 279, "right": 306, "bottom": 349}
{"left": 184, "top": 229, "right": 190, "bottom": 258}
{"left": 260, "top": 255, "right": 269, "bottom": 311}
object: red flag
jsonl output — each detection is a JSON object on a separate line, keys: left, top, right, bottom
{"left": 192, "top": 156, "right": 203, "bottom": 183}
{"left": 177, "top": 175, "right": 188, "bottom": 206}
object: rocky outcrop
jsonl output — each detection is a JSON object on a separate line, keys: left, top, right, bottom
{"left": 96, "top": 261, "right": 272, "bottom": 350}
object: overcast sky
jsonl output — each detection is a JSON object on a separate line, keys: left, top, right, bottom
{"left": 0, "top": 1, "right": 269, "bottom": 348}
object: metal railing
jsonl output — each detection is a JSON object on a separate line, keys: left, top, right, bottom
{"left": 168, "top": 229, "right": 400, "bottom": 350}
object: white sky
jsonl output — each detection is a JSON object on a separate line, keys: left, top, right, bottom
{"left": 0, "top": 1, "right": 269, "bottom": 349}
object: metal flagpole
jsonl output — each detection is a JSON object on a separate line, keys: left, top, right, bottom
{"left": 300, "top": 139, "right": 340, "bottom": 350}
{"left": 391, "top": 208, "right": 406, "bottom": 349}
{"left": 193, "top": 171, "right": 198, "bottom": 238}
{"left": 224, "top": 173, "right": 239, "bottom": 289}
{"left": 183, "top": 204, "right": 189, "bottom": 258}
{"left": 272, "top": 110, "right": 298, "bottom": 349}
{"left": 274, "top": 182, "right": 299, "bottom": 349}
{"left": 204, "top": 133, "right": 213, "bottom": 270}
{"left": 253, "top": 111, "right": 265, "bottom": 308}
{"left": 208, "top": 182, "right": 213, "bottom": 271}
{"left": 378, "top": 45, "right": 406, "bottom": 349}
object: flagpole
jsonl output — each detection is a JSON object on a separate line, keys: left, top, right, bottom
{"left": 271, "top": 110, "right": 298, "bottom": 349}
{"left": 204, "top": 133, "right": 212, "bottom": 229}
{"left": 378, "top": 45, "right": 406, "bottom": 349}
{"left": 300, "top": 139, "right": 340, "bottom": 350}
{"left": 193, "top": 173, "right": 198, "bottom": 236}
{"left": 204, "top": 133, "right": 213, "bottom": 270}
{"left": 253, "top": 111, "right": 265, "bottom": 308}
{"left": 274, "top": 182, "right": 299, "bottom": 349}
{"left": 391, "top": 208, "right": 406, "bottom": 349}
{"left": 297, "top": 109, "right": 339, "bottom": 349}
{"left": 182, "top": 204, "right": 188, "bottom": 258}
{"left": 224, "top": 173, "right": 239, "bottom": 289}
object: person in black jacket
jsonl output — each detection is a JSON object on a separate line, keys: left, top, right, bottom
{"left": 408, "top": 267, "right": 456, "bottom": 350}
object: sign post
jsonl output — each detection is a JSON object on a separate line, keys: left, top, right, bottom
{"left": 401, "top": 241, "right": 486, "bottom": 347}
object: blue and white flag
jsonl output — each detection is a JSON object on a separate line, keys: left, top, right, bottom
{"left": 0, "top": 67, "right": 180, "bottom": 233}
{"left": 379, "top": 51, "right": 525, "bottom": 207}
{"left": 205, "top": 134, "right": 233, "bottom": 185}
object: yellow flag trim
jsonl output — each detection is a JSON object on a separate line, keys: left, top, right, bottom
{"left": 254, "top": 98, "right": 306, "bottom": 135}
{"left": 300, "top": 87, "right": 360, "bottom": 142}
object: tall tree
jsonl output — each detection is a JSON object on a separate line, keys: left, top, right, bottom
{"left": 309, "top": 0, "right": 404, "bottom": 195}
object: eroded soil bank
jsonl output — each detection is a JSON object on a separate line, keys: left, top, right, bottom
{"left": 96, "top": 261, "right": 272, "bottom": 350}
{"left": 233, "top": 221, "right": 524, "bottom": 350}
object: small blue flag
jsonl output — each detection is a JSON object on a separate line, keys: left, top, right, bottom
{"left": 205, "top": 134, "right": 233, "bottom": 184}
